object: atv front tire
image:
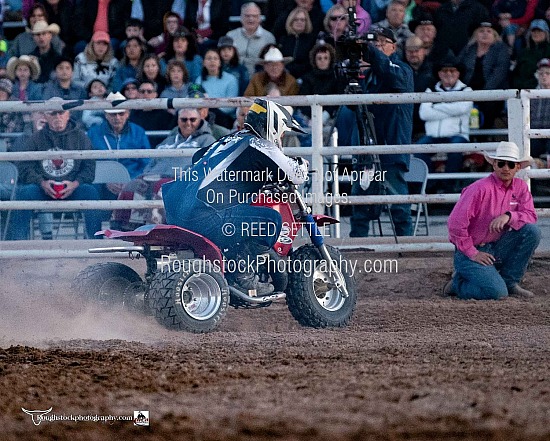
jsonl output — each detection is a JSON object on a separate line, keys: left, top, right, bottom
{"left": 287, "top": 245, "right": 356, "bottom": 328}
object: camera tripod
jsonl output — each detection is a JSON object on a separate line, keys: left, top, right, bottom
{"left": 326, "top": 79, "right": 398, "bottom": 242}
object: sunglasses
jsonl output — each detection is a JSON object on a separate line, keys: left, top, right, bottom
{"left": 179, "top": 117, "right": 198, "bottom": 123}
{"left": 139, "top": 89, "right": 156, "bottom": 94}
{"left": 330, "top": 15, "right": 346, "bottom": 21}
{"left": 496, "top": 160, "right": 518, "bottom": 169}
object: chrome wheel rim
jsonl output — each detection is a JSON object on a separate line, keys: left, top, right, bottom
{"left": 312, "top": 268, "right": 346, "bottom": 311}
{"left": 180, "top": 273, "right": 222, "bottom": 320}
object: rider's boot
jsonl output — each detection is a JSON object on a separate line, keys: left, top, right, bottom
{"left": 226, "top": 240, "right": 275, "bottom": 297}
{"left": 232, "top": 271, "right": 274, "bottom": 297}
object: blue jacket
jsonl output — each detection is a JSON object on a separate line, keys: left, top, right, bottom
{"left": 361, "top": 45, "right": 414, "bottom": 168}
{"left": 87, "top": 120, "right": 151, "bottom": 178}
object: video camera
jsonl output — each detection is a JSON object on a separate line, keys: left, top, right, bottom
{"left": 335, "top": 0, "right": 375, "bottom": 81}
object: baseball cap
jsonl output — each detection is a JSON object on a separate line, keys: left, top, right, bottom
{"left": 374, "top": 27, "right": 397, "bottom": 43}
{"left": 217, "top": 36, "right": 234, "bottom": 48}
{"left": 105, "top": 92, "right": 127, "bottom": 113}
{"left": 537, "top": 58, "right": 550, "bottom": 69}
{"left": 530, "top": 19, "right": 550, "bottom": 33}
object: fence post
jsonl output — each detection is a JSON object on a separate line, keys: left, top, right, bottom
{"left": 310, "top": 103, "right": 324, "bottom": 214}
{"left": 507, "top": 97, "right": 530, "bottom": 156}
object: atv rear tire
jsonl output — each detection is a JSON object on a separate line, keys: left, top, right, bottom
{"left": 287, "top": 245, "right": 356, "bottom": 328}
{"left": 72, "top": 262, "right": 144, "bottom": 309}
{"left": 149, "top": 259, "right": 229, "bottom": 333}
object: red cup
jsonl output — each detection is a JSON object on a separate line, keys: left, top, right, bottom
{"left": 52, "top": 182, "right": 66, "bottom": 199}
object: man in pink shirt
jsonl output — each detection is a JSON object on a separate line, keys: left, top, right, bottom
{"left": 444, "top": 141, "right": 540, "bottom": 300}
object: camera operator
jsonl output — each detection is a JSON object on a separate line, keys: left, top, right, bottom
{"left": 340, "top": 26, "right": 414, "bottom": 237}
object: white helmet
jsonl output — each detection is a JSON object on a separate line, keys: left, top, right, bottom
{"left": 244, "top": 98, "right": 306, "bottom": 149}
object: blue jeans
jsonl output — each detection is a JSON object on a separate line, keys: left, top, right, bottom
{"left": 168, "top": 201, "right": 283, "bottom": 257}
{"left": 452, "top": 224, "right": 541, "bottom": 300}
{"left": 415, "top": 135, "right": 466, "bottom": 173}
{"left": 5, "top": 183, "right": 103, "bottom": 240}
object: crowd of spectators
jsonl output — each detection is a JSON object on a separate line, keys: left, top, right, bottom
{"left": 1, "top": 0, "right": 550, "bottom": 240}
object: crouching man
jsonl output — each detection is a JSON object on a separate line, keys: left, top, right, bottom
{"left": 444, "top": 141, "right": 541, "bottom": 299}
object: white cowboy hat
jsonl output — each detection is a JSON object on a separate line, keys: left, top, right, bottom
{"left": 484, "top": 141, "right": 532, "bottom": 169}
{"left": 31, "top": 20, "right": 60, "bottom": 35}
{"left": 104, "top": 92, "right": 127, "bottom": 113}
{"left": 258, "top": 47, "right": 293, "bottom": 65}
{"left": 6, "top": 55, "right": 41, "bottom": 81}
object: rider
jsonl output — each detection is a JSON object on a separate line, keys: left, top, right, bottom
{"left": 162, "top": 98, "right": 309, "bottom": 295}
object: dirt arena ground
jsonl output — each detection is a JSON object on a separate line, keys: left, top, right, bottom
{"left": 1, "top": 252, "right": 549, "bottom": 441}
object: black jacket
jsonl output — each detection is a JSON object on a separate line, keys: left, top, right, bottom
{"left": 433, "top": 0, "right": 490, "bottom": 56}
{"left": 279, "top": 33, "right": 318, "bottom": 80}
{"left": 299, "top": 67, "right": 339, "bottom": 117}
{"left": 74, "top": 0, "right": 133, "bottom": 43}
{"left": 18, "top": 120, "right": 96, "bottom": 185}
{"left": 184, "top": 0, "right": 231, "bottom": 41}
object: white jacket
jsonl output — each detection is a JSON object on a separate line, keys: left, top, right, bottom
{"left": 73, "top": 52, "right": 119, "bottom": 90}
{"left": 419, "top": 80, "right": 473, "bottom": 140}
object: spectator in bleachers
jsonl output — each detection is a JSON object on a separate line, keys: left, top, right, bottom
{"left": 416, "top": 53, "right": 473, "bottom": 188}
{"left": 88, "top": 91, "right": 150, "bottom": 180}
{"left": 111, "top": 105, "right": 216, "bottom": 229}
{"left": 148, "top": 12, "right": 183, "bottom": 57}
{"left": 111, "top": 36, "right": 147, "bottom": 92}
{"left": 73, "top": 31, "right": 119, "bottom": 92}
{"left": 5, "top": 101, "right": 102, "bottom": 241}
{"left": 120, "top": 77, "right": 140, "bottom": 99}
{"left": 162, "top": 30, "right": 203, "bottom": 82}
{"left": 317, "top": 3, "right": 348, "bottom": 54}
{"left": 160, "top": 59, "right": 190, "bottom": 105}
{"left": 512, "top": 19, "right": 550, "bottom": 89}
{"left": 183, "top": 0, "right": 231, "bottom": 54}
{"left": 42, "top": 56, "right": 87, "bottom": 122}
{"left": 73, "top": 0, "right": 132, "bottom": 56}
{"left": 492, "top": 0, "right": 536, "bottom": 51}
{"left": 117, "top": 18, "right": 155, "bottom": 59}
{"left": 7, "top": 110, "right": 54, "bottom": 239}
{"left": 298, "top": 42, "right": 338, "bottom": 142}
{"left": 6, "top": 55, "right": 42, "bottom": 100}
{"left": 7, "top": 4, "right": 64, "bottom": 58}
{"left": 226, "top": 2, "right": 276, "bottom": 77}
{"left": 36, "top": 0, "right": 75, "bottom": 49}
{"left": 82, "top": 78, "right": 108, "bottom": 129}
{"left": 374, "top": 0, "right": 413, "bottom": 56}
{"left": 279, "top": 7, "right": 318, "bottom": 80}
{"left": 530, "top": 57, "right": 550, "bottom": 162}
{"left": 459, "top": 22, "right": 510, "bottom": 129}
{"left": 244, "top": 46, "right": 299, "bottom": 96}
{"left": 195, "top": 48, "right": 239, "bottom": 129}
{"left": 187, "top": 85, "right": 231, "bottom": 140}
{"left": 137, "top": 53, "right": 167, "bottom": 95}
{"left": 130, "top": 79, "right": 176, "bottom": 147}
{"left": 30, "top": 20, "right": 62, "bottom": 83}
{"left": 131, "top": 0, "right": 174, "bottom": 41}
{"left": 87, "top": 91, "right": 150, "bottom": 224}
{"left": 218, "top": 36, "right": 249, "bottom": 96}
{"left": 0, "top": 78, "right": 26, "bottom": 150}
{"left": 404, "top": 35, "right": 435, "bottom": 140}
{"left": 433, "top": 0, "right": 489, "bottom": 56}
{"left": 408, "top": 10, "right": 436, "bottom": 57}
{"left": 272, "top": 0, "right": 326, "bottom": 41}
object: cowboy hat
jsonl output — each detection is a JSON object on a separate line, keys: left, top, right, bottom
{"left": 31, "top": 20, "right": 60, "bottom": 35}
{"left": 104, "top": 92, "right": 127, "bottom": 113}
{"left": 6, "top": 55, "right": 41, "bottom": 81}
{"left": 484, "top": 141, "right": 532, "bottom": 169}
{"left": 258, "top": 47, "right": 293, "bottom": 65}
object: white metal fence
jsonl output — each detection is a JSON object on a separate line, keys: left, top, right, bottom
{"left": 1, "top": 91, "right": 549, "bottom": 243}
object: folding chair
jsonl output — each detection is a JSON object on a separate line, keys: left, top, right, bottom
{"left": 404, "top": 157, "right": 430, "bottom": 236}
{"left": 0, "top": 162, "right": 18, "bottom": 240}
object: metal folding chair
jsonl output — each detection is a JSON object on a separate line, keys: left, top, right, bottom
{"left": 0, "top": 162, "right": 18, "bottom": 240}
